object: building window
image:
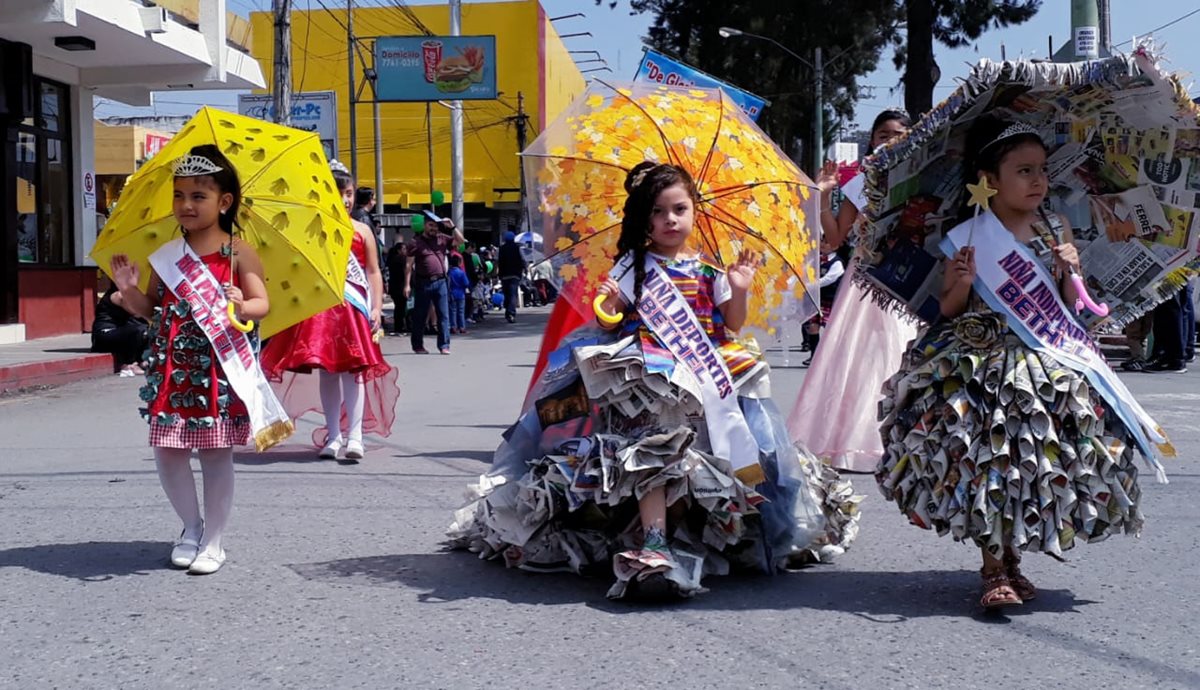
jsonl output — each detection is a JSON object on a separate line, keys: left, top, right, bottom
{"left": 15, "top": 77, "right": 72, "bottom": 265}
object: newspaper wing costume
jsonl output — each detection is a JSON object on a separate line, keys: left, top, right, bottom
{"left": 856, "top": 47, "right": 1200, "bottom": 332}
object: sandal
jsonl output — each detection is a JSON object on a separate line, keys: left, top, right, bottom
{"left": 980, "top": 566, "right": 1023, "bottom": 609}
{"left": 1004, "top": 554, "right": 1037, "bottom": 601}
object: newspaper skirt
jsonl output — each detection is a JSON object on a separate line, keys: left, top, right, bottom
{"left": 448, "top": 328, "right": 861, "bottom": 599}
{"left": 876, "top": 312, "right": 1145, "bottom": 557}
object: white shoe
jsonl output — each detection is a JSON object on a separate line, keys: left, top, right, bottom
{"left": 170, "top": 530, "right": 202, "bottom": 568}
{"left": 188, "top": 547, "right": 226, "bottom": 575}
{"left": 344, "top": 439, "right": 364, "bottom": 461}
{"left": 319, "top": 436, "right": 343, "bottom": 459}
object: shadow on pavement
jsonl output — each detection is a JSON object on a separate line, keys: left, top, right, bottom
{"left": 234, "top": 448, "right": 324, "bottom": 465}
{"left": 393, "top": 449, "right": 494, "bottom": 463}
{"left": 286, "top": 551, "right": 1096, "bottom": 618}
{"left": 0, "top": 540, "right": 168, "bottom": 581}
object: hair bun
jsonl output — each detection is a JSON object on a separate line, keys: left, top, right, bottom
{"left": 624, "top": 161, "right": 659, "bottom": 194}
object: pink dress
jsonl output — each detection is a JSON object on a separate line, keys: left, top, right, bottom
{"left": 787, "top": 174, "right": 919, "bottom": 472}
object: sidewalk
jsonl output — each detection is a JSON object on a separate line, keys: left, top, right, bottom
{"left": 0, "top": 334, "right": 114, "bottom": 395}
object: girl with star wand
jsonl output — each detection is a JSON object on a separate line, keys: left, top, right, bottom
{"left": 876, "top": 116, "right": 1171, "bottom": 610}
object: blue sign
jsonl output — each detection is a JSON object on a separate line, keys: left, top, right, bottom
{"left": 634, "top": 49, "right": 768, "bottom": 121}
{"left": 375, "top": 35, "right": 497, "bottom": 102}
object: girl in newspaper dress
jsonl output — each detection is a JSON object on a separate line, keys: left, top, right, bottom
{"left": 449, "top": 163, "right": 860, "bottom": 601}
{"left": 260, "top": 161, "right": 399, "bottom": 462}
{"left": 787, "top": 110, "right": 919, "bottom": 472}
{"left": 877, "top": 116, "right": 1170, "bottom": 609}
{"left": 109, "top": 144, "right": 278, "bottom": 575}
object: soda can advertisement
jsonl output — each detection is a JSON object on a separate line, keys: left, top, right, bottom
{"left": 376, "top": 35, "right": 497, "bottom": 102}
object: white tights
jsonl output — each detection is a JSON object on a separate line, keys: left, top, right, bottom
{"left": 154, "top": 447, "right": 234, "bottom": 555}
{"left": 319, "top": 370, "right": 364, "bottom": 444}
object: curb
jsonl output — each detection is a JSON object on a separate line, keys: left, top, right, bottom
{"left": 0, "top": 353, "right": 114, "bottom": 396}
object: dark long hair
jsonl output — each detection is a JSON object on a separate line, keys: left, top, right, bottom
{"left": 177, "top": 144, "right": 242, "bottom": 235}
{"left": 960, "top": 114, "right": 1048, "bottom": 220}
{"left": 616, "top": 162, "right": 701, "bottom": 306}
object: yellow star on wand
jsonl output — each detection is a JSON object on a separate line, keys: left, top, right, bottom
{"left": 966, "top": 174, "right": 997, "bottom": 211}
{"left": 965, "top": 174, "right": 997, "bottom": 246}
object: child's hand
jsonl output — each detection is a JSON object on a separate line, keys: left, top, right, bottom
{"left": 223, "top": 284, "right": 244, "bottom": 310}
{"left": 110, "top": 255, "right": 140, "bottom": 292}
{"left": 727, "top": 250, "right": 760, "bottom": 292}
{"left": 949, "top": 247, "right": 976, "bottom": 288}
{"left": 598, "top": 277, "right": 620, "bottom": 298}
{"left": 1053, "top": 242, "right": 1080, "bottom": 276}
{"left": 816, "top": 160, "right": 839, "bottom": 195}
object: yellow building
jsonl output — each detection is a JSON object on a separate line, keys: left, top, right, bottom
{"left": 249, "top": 0, "right": 585, "bottom": 236}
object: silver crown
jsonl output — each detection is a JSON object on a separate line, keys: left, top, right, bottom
{"left": 329, "top": 159, "right": 350, "bottom": 174}
{"left": 172, "top": 154, "right": 225, "bottom": 177}
{"left": 982, "top": 122, "right": 1042, "bottom": 151}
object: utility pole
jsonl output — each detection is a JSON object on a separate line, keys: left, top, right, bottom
{"left": 271, "top": 0, "right": 292, "bottom": 125}
{"left": 1052, "top": 0, "right": 1099, "bottom": 62}
{"left": 371, "top": 59, "right": 383, "bottom": 213}
{"left": 1098, "top": 0, "right": 1111, "bottom": 54}
{"left": 515, "top": 91, "right": 529, "bottom": 230}
{"left": 426, "top": 102, "right": 435, "bottom": 207}
{"left": 812, "top": 46, "right": 823, "bottom": 175}
{"left": 449, "top": 0, "right": 465, "bottom": 230}
{"left": 347, "top": 0, "right": 358, "bottom": 177}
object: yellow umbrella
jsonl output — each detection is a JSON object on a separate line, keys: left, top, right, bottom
{"left": 523, "top": 81, "right": 820, "bottom": 337}
{"left": 90, "top": 107, "right": 352, "bottom": 338}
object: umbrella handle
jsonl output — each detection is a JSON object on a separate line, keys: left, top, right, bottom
{"left": 593, "top": 295, "right": 623, "bottom": 325}
{"left": 1070, "top": 273, "right": 1110, "bottom": 317}
{"left": 227, "top": 302, "right": 256, "bottom": 333}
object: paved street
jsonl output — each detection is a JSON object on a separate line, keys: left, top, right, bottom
{"left": 1, "top": 308, "right": 1198, "bottom": 689}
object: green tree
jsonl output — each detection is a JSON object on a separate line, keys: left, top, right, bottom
{"left": 897, "top": 0, "right": 1041, "bottom": 115}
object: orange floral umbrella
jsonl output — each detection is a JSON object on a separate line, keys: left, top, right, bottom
{"left": 522, "top": 81, "right": 820, "bottom": 338}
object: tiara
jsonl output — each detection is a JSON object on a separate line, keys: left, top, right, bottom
{"left": 172, "top": 154, "right": 224, "bottom": 177}
{"left": 329, "top": 159, "right": 350, "bottom": 174}
{"left": 981, "top": 122, "right": 1042, "bottom": 152}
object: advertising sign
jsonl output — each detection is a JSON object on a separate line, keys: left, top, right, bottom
{"left": 374, "top": 35, "right": 497, "bottom": 102}
{"left": 238, "top": 91, "right": 338, "bottom": 159}
{"left": 144, "top": 133, "right": 170, "bottom": 160}
{"left": 634, "top": 49, "right": 768, "bottom": 121}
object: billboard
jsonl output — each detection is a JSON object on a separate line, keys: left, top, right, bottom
{"left": 237, "top": 91, "right": 338, "bottom": 159}
{"left": 634, "top": 49, "right": 768, "bottom": 121}
{"left": 374, "top": 35, "right": 497, "bottom": 102}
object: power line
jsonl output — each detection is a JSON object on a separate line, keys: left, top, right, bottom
{"left": 298, "top": 0, "right": 314, "bottom": 92}
{"left": 1114, "top": 7, "right": 1200, "bottom": 47}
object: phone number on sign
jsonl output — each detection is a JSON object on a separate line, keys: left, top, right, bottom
{"left": 381, "top": 57, "right": 422, "bottom": 68}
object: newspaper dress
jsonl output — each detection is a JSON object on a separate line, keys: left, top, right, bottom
{"left": 449, "top": 254, "right": 861, "bottom": 599}
{"left": 877, "top": 217, "right": 1149, "bottom": 556}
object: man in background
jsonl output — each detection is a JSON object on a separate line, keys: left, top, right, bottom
{"left": 498, "top": 231, "right": 527, "bottom": 323}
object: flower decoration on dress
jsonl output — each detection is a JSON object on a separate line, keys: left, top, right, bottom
{"left": 952, "top": 312, "right": 1006, "bottom": 350}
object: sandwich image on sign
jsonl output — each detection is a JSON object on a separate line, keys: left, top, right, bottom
{"left": 436, "top": 45, "right": 485, "bottom": 93}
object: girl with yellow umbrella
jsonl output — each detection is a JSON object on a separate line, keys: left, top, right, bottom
{"left": 109, "top": 144, "right": 282, "bottom": 575}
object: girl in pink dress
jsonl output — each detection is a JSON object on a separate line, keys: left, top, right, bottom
{"left": 787, "top": 110, "right": 917, "bottom": 472}
{"left": 260, "top": 162, "right": 399, "bottom": 461}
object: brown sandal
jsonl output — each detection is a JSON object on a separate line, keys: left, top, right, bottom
{"left": 1004, "top": 555, "right": 1037, "bottom": 601}
{"left": 980, "top": 566, "right": 1023, "bottom": 609}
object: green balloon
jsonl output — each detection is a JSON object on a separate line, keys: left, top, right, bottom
{"left": 412, "top": 214, "right": 425, "bottom": 233}
{"left": 485, "top": 260, "right": 494, "bottom": 273}
{"left": 431, "top": 190, "right": 445, "bottom": 206}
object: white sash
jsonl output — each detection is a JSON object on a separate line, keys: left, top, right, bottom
{"left": 149, "top": 238, "right": 294, "bottom": 452}
{"left": 942, "top": 212, "right": 1170, "bottom": 480}
{"left": 617, "top": 255, "right": 764, "bottom": 485}
{"left": 344, "top": 250, "right": 372, "bottom": 323}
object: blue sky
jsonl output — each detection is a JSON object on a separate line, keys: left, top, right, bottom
{"left": 99, "top": 1, "right": 1200, "bottom": 134}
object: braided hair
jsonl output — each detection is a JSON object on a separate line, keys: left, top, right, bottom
{"left": 616, "top": 162, "right": 701, "bottom": 306}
